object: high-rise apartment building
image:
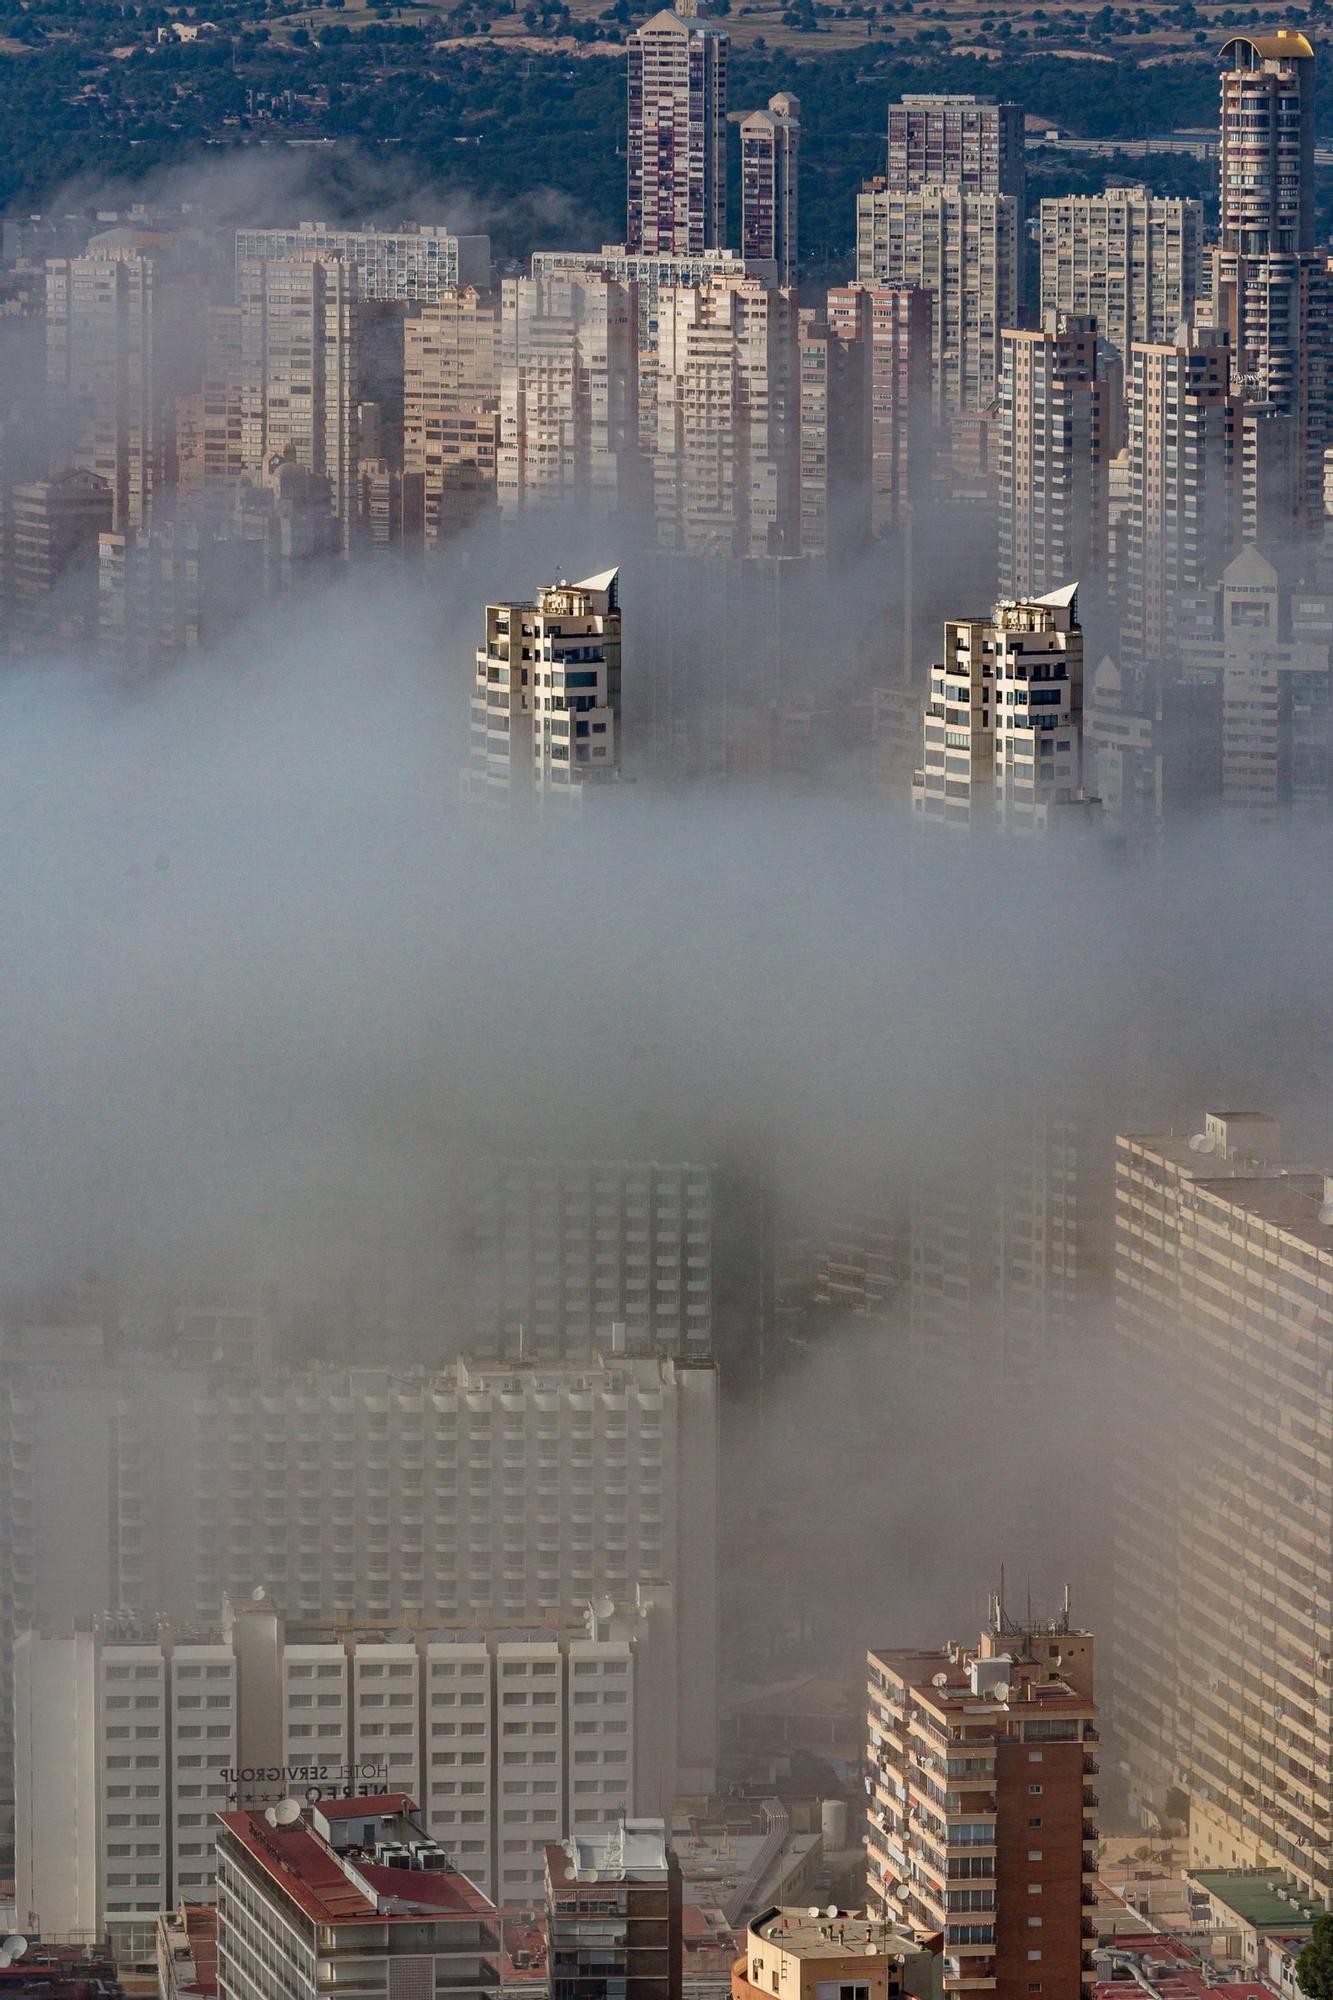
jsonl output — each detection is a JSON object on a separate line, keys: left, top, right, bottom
{"left": 8, "top": 466, "right": 112, "bottom": 643}
{"left": 546, "top": 1819, "right": 682, "bottom": 2000}
{"left": 856, "top": 186, "right": 1020, "bottom": 416}
{"left": 234, "top": 223, "right": 492, "bottom": 300}
{"left": 46, "top": 243, "right": 178, "bottom": 532}
{"left": 15, "top": 1594, "right": 675, "bottom": 1930}
{"left": 826, "top": 284, "right": 933, "bottom": 538}
{"left": 497, "top": 275, "right": 640, "bottom": 519}
{"left": 1119, "top": 329, "right": 1240, "bottom": 665}
{"left": 998, "top": 314, "right": 1109, "bottom": 604}
{"left": 653, "top": 277, "right": 799, "bottom": 556}
{"left": 463, "top": 1159, "right": 714, "bottom": 1360}
{"left": 886, "top": 94, "right": 1026, "bottom": 211}
{"left": 1180, "top": 545, "right": 1333, "bottom": 815}
{"left": 1211, "top": 30, "right": 1328, "bottom": 527}
{"left": 402, "top": 289, "right": 499, "bottom": 542}
{"left": 626, "top": 7, "right": 729, "bottom": 257}
{"left": 1039, "top": 188, "right": 1202, "bottom": 365}
{"left": 216, "top": 1798, "right": 500, "bottom": 2000}
{"left": 208, "top": 255, "right": 359, "bottom": 542}
{"left": 1113, "top": 1110, "right": 1333, "bottom": 1896}
{"left": 0, "top": 1352, "right": 720, "bottom": 1806}
{"left": 740, "top": 95, "right": 800, "bottom": 289}
{"left": 866, "top": 1606, "right": 1100, "bottom": 2000}
{"left": 529, "top": 247, "right": 772, "bottom": 359}
{"left": 794, "top": 303, "right": 875, "bottom": 566}
{"left": 912, "top": 586, "right": 1086, "bottom": 833}
{"left": 465, "top": 569, "right": 622, "bottom": 807}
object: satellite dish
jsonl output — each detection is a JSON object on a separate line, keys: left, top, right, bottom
{"left": 275, "top": 1798, "right": 302, "bottom": 1826}
{"left": 807, "top": 1908, "right": 820, "bottom": 1920}
{"left": 251, "top": 1585, "right": 267, "bottom": 1603}
{"left": 264, "top": 1807, "right": 279, "bottom": 1827}
{"left": 3, "top": 1941, "right": 28, "bottom": 1963}
{"left": 865, "top": 1945, "right": 878, "bottom": 1957}
{"left": 825, "top": 1906, "right": 838, "bottom": 1919}
{"left": 592, "top": 1596, "right": 615, "bottom": 1620}
{"left": 993, "top": 1681, "right": 1011, "bottom": 1702}
{"left": 931, "top": 1672, "right": 948, "bottom": 1689}
{"left": 1189, "top": 1132, "right": 1217, "bottom": 1155}
{"left": 585, "top": 1869, "right": 602, "bottom": 1883}
{"left": 1319, "top": 1200, "right": 1333, "bottom": 1227}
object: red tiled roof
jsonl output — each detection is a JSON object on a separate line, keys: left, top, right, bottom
{"left": 316, "top": 1794, "right": 416, "bottom": 1820}
{"left": 359, "top": 1864, "right": 491, "bottom": 1915}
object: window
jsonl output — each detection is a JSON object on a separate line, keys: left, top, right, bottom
{"left": 1028, "top": 1885, "right": 1042, "bottom": 1896}
{"left": 1028, "top": 1817, "right": 1043, "bottom": 1828}
{"left": 1028, "top": 1917, "right": 1042, "bottom": 1928}
{"left": 1028, "top": 1784, "right": 1043, "bottom": 1795}
{"left": 1027, "top": 1751, "right": 1043, "bottom": 1763}
{"left": 1027, "top": 1951, "right": 1042, "bottom": 1962}
{"left": 1027, "top": 1850, "right": 1043, "bottom": 1862}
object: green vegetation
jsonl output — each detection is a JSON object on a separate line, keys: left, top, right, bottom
{"left": 1298, "top": 1914, "right": 1333, "bottom": 2000}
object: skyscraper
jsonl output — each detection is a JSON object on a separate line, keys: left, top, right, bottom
{"left": 626, "top": 6, "right": 729, "bottom": 257}
{"left": 465, "top": 569, "right": 623, "bottom": 807}
{"left": 402, "top": 288, "right": 499, "bottom": 542}
{"left": 998, "top": 314, "right": 1110, "bottom": 604}
{"left": 46, "top": 241, "right": 178, "bottom": 533}
{"left": 866, "top": 1603, "right": 1100, "bottom": 2000}
{"left": 1039, "top": 187, "right": 1203, "bottom": 365}
{"left": 1210, "top": 30, "right": 1328, "bottom": 528}
{"left": 1113, "top": 1110, "right": 1333, "bottom": 1896}
{"left": 497, "top": 275, "right": 640, "bottom": 519}
{"left": 1120, "top": 330, "right": 1240, "bottom": 666}
{"left": 885, "top": 94, "right": 1026, "bottom": 211}
{"left": 740, "top": 93, "right": 800, "bottom": 289}
{"left": 653, "top": 277, "right": 800, "bottom": 558}
{"left": 234, "top": 222, "right": 491, "bottom": 300}
{"left": 912, "top": 586, "right": 1086, "bottom": 833}
{"left": 826, "top": 284, "right": 933, "bottom": 538}
{"left": 856, "top": 185, "right": 1020, "bottom": 416}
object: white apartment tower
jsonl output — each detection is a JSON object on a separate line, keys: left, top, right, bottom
{"left": 626, "top": 7, "right": 729, "bottom": 256}
{"left": 497, "top": 274, "right": 640, "bottom": 519}
{"left": 653, "top": 277, "right": 800, "bottom": 557}
{"left": 15, "top": 1595, "right": 675, "bottom": 1930}
{"left": 999, "top": 314, "right": 1110, "bottom": 604}
{"left": 465, "top": 569, "right": 622, "bottom": 807}
{"left": 1039, "top": 187, "right": 1203, "bottom": 364}
{"left": 46, "top": 243, "right": 177, "bottom": 533}
{"left": 855, "top": 185, "right": 1020, "bottom": 416}
{"left": 402, "top": 290, "right": 499, "bottom": 543}
{"left": 912, "top": 586, "right": 1086, "bottom": 833}
{"left": 740, "top": 94, "right": 800, "bottom": 289}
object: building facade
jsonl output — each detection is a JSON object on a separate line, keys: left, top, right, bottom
{"left": 1038, "top": 188, "right": 1202, "bottom": 364}
{"left": 731, "top": 1905, "right": 940, "bottom": 2000}
{"left": 998, "top": 315, "right": 1109, "bottom": 604}
{"left": 546, "top": 1819, "right": 682, "bottom": 2000}
{"left": 234, "top": 224, "right": 491, "bottom": 300}
{"left": 855, "top": 187, "right": 1020, "bottom": 417}
{"left": 740, "top": 95, "right": 800, "bottom": 289}
{"left": 465, "top": 569, "right": 622, "bottom": 807}
{"left": 912, "top": 586, "right": 1086, "bottom": 833}
{"left": 885, "top": 94, "right": 1026, "bottom": 210}
{"left": 497, "top": 276, "right": 640, "bottom": 519}
{"left": 626, "top": 8, "right": 729, "bottom": 256}
{"left": 15, "top": 1595, "right": 675, "bottom": 1931}
{"left": 866, "top": 1607, "right": 1100, "bottom": 2000}
{"left": 402, "top": 290, "right": 499, "bottom": 543}
{"left": 216, "top": 1798, "right": 500, "bottom": 2000}
{"left": 1113, "top": 1110, "right": 1333, "bottom": 1896}
{"left": 826, "top": 285, "right": 933, "bottom": 538}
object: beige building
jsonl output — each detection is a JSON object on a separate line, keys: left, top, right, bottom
{"left": 627, "top": 7, "right": 729, "bottom": 256}
{"left": 741, "top": 94, "right": 800, "bottom": 289}
{"left": 653, "top": 277, "right": 799, "bottom": 557}
{"left": 403, "top": 288, "right": 499, "bottom": 542}
{"left": 855, "top": 185, "right": 1020, "bottom": 416}
{"left": 234, "top": 222, "right": 491, "bottom": 300}
{"left": 1113, "top": 1110, "right": 1333, "bottom": 1895}
{"left": 912, "top": 585, "right": 1086, "bottom": 834}
{"left": 1120, "top": 329, "right": 1240, "bottom": 665}
{"left": 731, "top": 1907, "right": 941, "bottom": 2000}
{"left": 826, "top": 284, "right": 933, "bottom": 538}
{"left": 46, "top": 242, "right": 177, "bottom": 532}
{"left": 866, "top": 1607, "right": 1099, "bottom": 2000}
{"left": 1038, "top": 187, "right": 1202, "bottom": 365}
{"left": 886, "top": 94, "right": 1025, "bottom": 206}
{"left": 498, "top": 274, "right": 640, "bottom": 519}
{"left": 465, "top": 569, "right": 622, "bottom": 807}
{"left": 999, "top": 314, "right": 1110, "bottom": 604}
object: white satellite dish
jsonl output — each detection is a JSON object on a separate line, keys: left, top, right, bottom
{"left": 865, "top": 1945, "right": 878, "bottom": 1957}
{"left": 825, "top": 1906, "right": 838, "bottom": 1920}
{"left": 807, "top": 1908, "right": 820, "bottom": 1920}
{"left": 931, "top": 1672, "right": 948, "bottom": 1689}
{"left": 592, "top": 1596, "right": 615, "bottom": 1620}
{"left": 993, "top": 1681, "right": 1011, "bottom": 1702}
{"left": 264, "top": 1807, "right": 279, "bottom": 1827}
{"left": 3, "top": 1940, "right": 28, "bottom": 1963}
{"left": 251, "top": 1585, "right": 267, "bottom": 1603}
{"left": 275, "top": 1798, "right": 302, "bottom": 1826}
{"left": 1189, "top": 1132, "right": 1217, "bottom": 1155}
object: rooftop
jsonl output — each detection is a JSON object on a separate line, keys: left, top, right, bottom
{"left": 219, "top": 1806, "right": 493, "bottom": 1928}
{"left": 548, "top": 1818, "right": 671, "bottom": 1887}
{"left": 1187, "top": 1868, "right": 1320, "bottom": 1934}
{"left": 749, "top": 1908, "right": 928, "bottom": 1961}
